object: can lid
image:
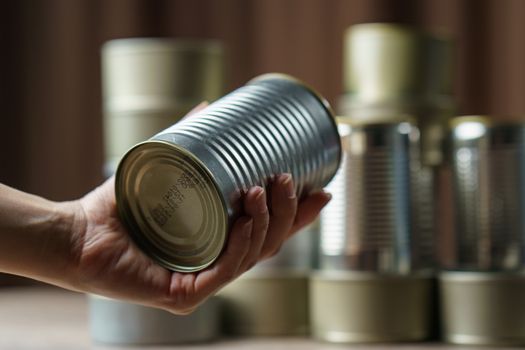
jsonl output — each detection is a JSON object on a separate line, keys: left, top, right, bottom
{"left": 449, "top": 115, "right": 491, "bottom": 128}
{"left": 115, "top": 141, "right": 227, "bottom": 272}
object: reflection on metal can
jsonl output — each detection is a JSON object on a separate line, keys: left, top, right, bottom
{"left": 320, "top": 119, "right": 433, "bottom": 273}
{"left": 115, "top": 74, "right": 341, "bottom": 272}
{"left": 442, "top": 116, "right": 525, "bottom": 271}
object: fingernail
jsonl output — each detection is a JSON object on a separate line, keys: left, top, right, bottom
{"left": 281, "top": 174, "right": 295, "bottom": 199}
{"left": 324, "top": 192, "right": 333, "bottom": 202}
{"left": 243, "top": 218, "right": 253, "bottom": 238}
{"left": 254, "top": 186, "right": 267, "bottom": 214}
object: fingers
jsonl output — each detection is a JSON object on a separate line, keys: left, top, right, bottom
{"left": 238, "top": 186, "right": 269, "bottom": 272}
{"left": 259, "top": 174, "right": 298, "bottom": 259}
{"left": 290, "top": 191, "right": 332, "bottom": 234}
{"left": 189, "top": 216, "right": 253, "bottom": 299}
{"left": 163, "top": 177, "right": 332, "bottom": 314}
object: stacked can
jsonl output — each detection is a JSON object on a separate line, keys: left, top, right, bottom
{"left": 439, "top": 116, "right": 525, "bottom": 346}
{"left": 219, "top": 222, "right": 318, "bottom": 335}
{"left": 311, "top": 23, "right": 454, "bottom": 342}
{"left": 89, "top": 38, "right": 224, "bottom": 345}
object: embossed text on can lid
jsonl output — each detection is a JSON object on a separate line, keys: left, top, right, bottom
{"left": 115, "top": 140, "right": 227, "bottom": 272}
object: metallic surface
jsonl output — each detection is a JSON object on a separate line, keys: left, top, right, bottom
{"left": 115, "top": 141, "right": 227, "bottom": 272}
{"left": 218, "top": 271, "right": 309, "bottom": 336}
{"left": 310, "top": 271, "right": 432, "bottom": 343}
{"left": 219, "top": 221, "right": 318, "bottom": 337}
{"left": 116, "top": 74, "right": 341, "bottom": 272}
{"left": 88, "top": 295, "right": 220, "bottom": 344}
{"left": 320, "top": 120, "right": 433, "bottom": 273}
{"left": 341, "top": 23, "right": 454, "bottom": 167}
{"left": 102, "top": 38, "right": 224, "bottom": 173}
{"left": 343, "top": 23, "right": 452, "bottom": 100}
{"left": 442, "top": 116, "right": 525, "bottom": 271}
{"left": 440, "top": 271, "right": 525, "bottom": 345}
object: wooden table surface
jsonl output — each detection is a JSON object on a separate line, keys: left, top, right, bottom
{"left": 0, "top": 286, "right": 516, "bottom": 350}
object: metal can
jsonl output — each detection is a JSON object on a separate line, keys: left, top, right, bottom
{"left": 442, "top": 116, "right": 525, "bottom": 271}
{"left": 340, "top": 23, "right": 454, "bottom": 167}
{"left": 320, "top": 118, "right": 432, "bottom": 273}
{"left": 439, "top": 116, "right": 525, "bottom": 346}
{"left": 102, "top": 38, "right": 224, "bottom": 176}
{"left": 115, "top": 74, "right": 341, "bottom": 272}
{"left": 342, "top": 23, "right": 452, "bottom": 102}
{"left": 89, "top": 295, "right": 220, "bottom": 345}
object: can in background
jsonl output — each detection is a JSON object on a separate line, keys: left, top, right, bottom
{"left": 442, "top": 116, "right": 525, "bottom": 271}
{"left": 312, "top": 118, "right": 433, "bottom": 343}
{"left": 311, "top": 23, "right": 454, "bottom": 343}
{"left": 115, "top": 73, "right": 341, "bottom": 273}
{"left": 90, "top": 37, "right": 224, "bottom": 345}
{"left": 102, "top": 38, "right": 224, "bottom": 176}
{"left": 218, "top": 220, "right": 318, "bottom": 336}
{"left": 439, "top": 116, "right": 525, "bottom": 346}
{"left": 340, "top": 22, "right": 454, "bottom": 167}
{"left": 320, "top": 119, "right": 430, "bottom": 273}
{"left": 89, "top": 296, "right": 220, "bottom": 345}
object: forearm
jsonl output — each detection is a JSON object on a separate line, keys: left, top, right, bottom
{"left": 0, "top": 184, "right": 79, "bottom": 287}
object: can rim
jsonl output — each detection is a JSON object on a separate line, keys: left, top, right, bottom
{"left": 311, "top": 270, "right": 434, "bottom": 281}
{"left": 336, "top": 114, "right": 417, "bottom": 126}
{"left": 450, "top": 115, "right": 525, "bottom": 128}
{"left": 440, "top": 271, "right": 525, "bottom": 282}
{"left": 344, "top": 22, "right": 453, "bottom": 44}
{"left": 102, "top": 38, "right": 223, "bottom": 56}
{"left": 115, "top": 140, "right": 228, "bottom": 272}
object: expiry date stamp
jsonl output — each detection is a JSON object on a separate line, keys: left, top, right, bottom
{"left": 151, "top": 171, "right": 202, "bottom": 227}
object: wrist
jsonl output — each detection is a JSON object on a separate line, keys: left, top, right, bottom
{"left": 51, "top": 199, "right": 88, "bottom": 290}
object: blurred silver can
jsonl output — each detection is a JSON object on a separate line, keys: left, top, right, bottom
{"left": 442, "top": 116, "right": 525, "bottom": 271}
{"left": 89, "top": 296, "right": 220, "bottom": 345}
{"left": 440, "top": 116, "right": 525, "bottom": 346}
{"left": 320, "top": 118, "right": 431, "bottom": 273}
{"left": 314, "top": 118, "right": 434, "bottom": 343}
{"left": 115, "top": 74, "right": 341, "bottom": 273}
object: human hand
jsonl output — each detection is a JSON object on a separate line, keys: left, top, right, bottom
{"left": 69, "top": 175, "right": 331, "bottom": 314}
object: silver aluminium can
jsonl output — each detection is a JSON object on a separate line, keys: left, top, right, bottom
{"left": 320, "top": 118, "right": 432, "bottom": 273}
{"left": 443, "top": 116, "right": 525, "bottom": 271}
{"left": 115, "top": 74, "right": 341, "bottom": 273}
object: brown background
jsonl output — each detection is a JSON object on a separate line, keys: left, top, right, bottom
{"left": 1, "top": 0, "right": 524, "bottom": 201}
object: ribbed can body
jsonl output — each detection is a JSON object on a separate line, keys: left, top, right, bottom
{"left": 443, "top": 117, "right": 525, "bottom": 271}
{"left": 320, "top": 121, "right": 432, "bottom": 273}
{"left": 116, "top": 74, "right": 341, "bottom": 272}
{"left": 157, "top": 76, "right": 340, "bottom": 203}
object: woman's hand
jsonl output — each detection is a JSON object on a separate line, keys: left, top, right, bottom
{"left": 70, "top": 174, "right": 331, "bottom": 314}
{"left": 0, "top": 102, "right": 330, "bottom": 315}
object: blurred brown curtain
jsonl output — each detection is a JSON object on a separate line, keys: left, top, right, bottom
{"left": 1, "top": 0, "right": 524, "bottom": 200}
